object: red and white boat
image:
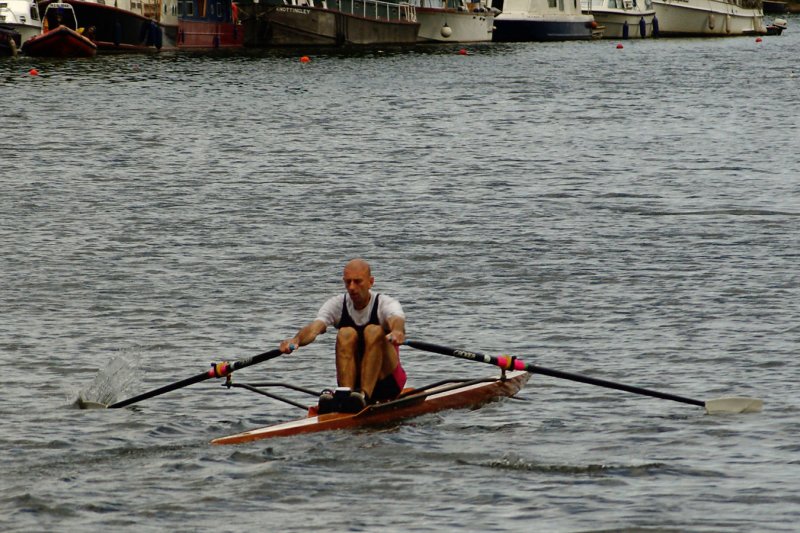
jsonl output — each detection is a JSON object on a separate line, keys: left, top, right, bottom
{"left": 176, "top": 0, "right": 244, "bottom": 48}
{"left": 21, "top": 2, "right": 97, "bottom": 57}
{"left": 36, "top": 0, "right": 173, "bottom": 52}
{"left": 211, "top": 370, "right": 530, "bottom": 444}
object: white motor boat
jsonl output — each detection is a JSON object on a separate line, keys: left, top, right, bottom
{"left": 413, "top": 0, "right": 497, "bottom": 42}
{"left": 490, "top": 0, "right": 599, "bottom": 41}
{"left": 582, "top": 0, "right": 656, "bottom": 38}
{"left": 651, "top": 0, "right": 766, "bottom": 36}
{"left": 0, "top": 0, "right": 43, "bottom": 45}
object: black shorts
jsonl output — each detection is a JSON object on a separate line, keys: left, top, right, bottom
{"left": 370, "top": 363, "right": 407, "bottom": 402}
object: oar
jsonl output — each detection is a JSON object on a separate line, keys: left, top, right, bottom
{"left": 405, "top": 340, "right": 762, "bottom": 414}
{"left": 106, "top": 348, "right": 283, "bottom": 408}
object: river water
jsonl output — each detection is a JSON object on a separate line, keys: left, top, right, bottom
{"left": 2, "top": 22, "right": 799, "bottom": 532}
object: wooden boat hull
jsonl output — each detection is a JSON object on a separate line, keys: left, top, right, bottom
{"left": 240, "top": 3, "right": 420, "bottom": 46}
{"left": 212, "top": 370, "right": 530, "bottom": 444}
{"left": 21, "top": 25, "right": 97, "bottom": 57}
{"left": 177, "top": 20, "right": 245, "bottom": 48}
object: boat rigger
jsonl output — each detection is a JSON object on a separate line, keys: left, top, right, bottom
{"left": 211, "top": 370, "right": 531, "bottom": 444}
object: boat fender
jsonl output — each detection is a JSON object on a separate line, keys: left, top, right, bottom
{"left": 139, "top": 20, "right": 151, "bottom": 44}
{"left": 725, "top": 13, "right": 731, "bottom": 33}
{"left": 639, "top": 16, "right": 646, "bottom": 37}
{"left": 213, "top": 34, "right": 220, "bottom": 48}
{"left": 441, "top": 23, "right": 452, "bottom": 37}
{"left": 622, "top": 20, "right": 629, "bottom": 39}
{"left": 708, "top": 13, "right": 715, "bottom": 30}
{"left": 155, "top": 24, "right": 163, "bottom": 49}
{"left": 114, "top": 20, "right": 122, "bottom": 47}
{"left": 9, "top": 35, "right": 18, "bottom": 56}
{"left": 652, "top": 15, "right": 659, "bottom": 37}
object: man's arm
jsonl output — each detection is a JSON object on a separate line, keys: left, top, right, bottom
{"left": 280, "top": 319, "right": 327, "bottom": 353}
{"left": 386, "top": 315, "right": 405, "bottom": 346}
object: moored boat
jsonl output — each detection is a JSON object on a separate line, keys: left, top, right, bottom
{"left": 413, "top": 0, "right": 497, "bottom": 42}
{"left": 651, "top": 0, "right": 766, "bottom": 36}
{"left": 0, "top": 0, "right": 43, "bottom": 45}
{"left": 765, "top": 16, "right": 787, "bottom": 33}
{"left": 21, "top": 2, "right": 97, "bottom": 56}
{"left": 37, "top": 0, "right": 174, "bottom": 52}
{"left": 582, "top": 0, "right": 655, "bottom": 38}
{"left": 490, "top": 0, "right": 599, "bottom": 41}
{"left": 212, "top": 369, "right": 531, "bottom": 444}
{"left": 238, "top": 0, "right": 420, "bottom": 46}
{"left": 177, "top": 0, "right": 244, "bottom": 48}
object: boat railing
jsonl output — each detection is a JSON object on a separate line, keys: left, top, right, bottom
{"left": 332, "top": 0, "right": 416, "bottom": 23}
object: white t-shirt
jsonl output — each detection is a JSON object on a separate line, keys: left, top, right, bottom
{"left": 316, "top": 291, "right": 404, "bottom": 329}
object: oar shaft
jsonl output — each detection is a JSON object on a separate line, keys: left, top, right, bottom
{"left": 406, "top": 340, "right": 705, "bottom": 409}
{"left": 108, "top": 372, "right": 210, "bottom": 408}
{"left": 108, "top": 348, "right": 283, "bottom": 408}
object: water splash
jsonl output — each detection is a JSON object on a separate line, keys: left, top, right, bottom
{"left": 71, "top": 352, "right": 142, "bottom": 408}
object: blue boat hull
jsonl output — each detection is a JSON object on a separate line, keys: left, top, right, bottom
{"left": 493, "top": 18, "right": 594, "bottom": 41}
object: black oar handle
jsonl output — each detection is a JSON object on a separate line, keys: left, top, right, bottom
{"left": 406, "top": 340, "right": 705, "bottom": 409}
{"left": 108, "top": 348, "right": 283, "bottom": 408}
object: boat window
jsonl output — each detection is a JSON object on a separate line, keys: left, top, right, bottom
{"left": 607, "top": 0, "right": 617, "bottom": 7}
{"left": 31, "top": 4, "right": 40, "bottom": 20}
{"left": 558, "top": 0, "right": 563, "bottom": 9}
{"left": 548, "top": 0, "right": 556, "bottom": 7}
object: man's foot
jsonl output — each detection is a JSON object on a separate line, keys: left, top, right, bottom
{"left": 341, "top": 391, "right": 367, "bottom": 413}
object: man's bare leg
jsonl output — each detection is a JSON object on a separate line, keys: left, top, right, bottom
{"left": 336, "top": 327, "right": 359, "bottom": 389}
{"left": 360, "top": 324, "right": 400, "bottom": 399}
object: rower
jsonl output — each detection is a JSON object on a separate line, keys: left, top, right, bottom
{"left": 279, "top": 259, "right": 407, "bottom": 413}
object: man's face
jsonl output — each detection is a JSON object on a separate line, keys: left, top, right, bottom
{"left": 343, "top": 264, "right": 373, "bottom": 309}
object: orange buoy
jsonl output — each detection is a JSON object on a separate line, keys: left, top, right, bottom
{"left": 616, "top": 43, "right": 623, "bottom": 49}
{"left": 300, "top": 55, "right": 311, "bottom": 63}
{"left": 459, "top": 48, "right": 468, "bottom": 55}
{"left": 29, "top": 68, "right": 39, "bottom": 76}
{"left": 755, "top": 37, "right": 762, "bottom": 43}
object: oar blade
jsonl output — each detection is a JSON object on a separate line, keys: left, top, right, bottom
{"left": 76, "top": 397, "right": 109, "bottom": 409}
{"left": 704, "top": 397, "right": 763, "bottom": 414}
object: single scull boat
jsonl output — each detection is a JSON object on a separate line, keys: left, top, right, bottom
{"left": 211, "top": 369, "right": 531, "bottom": 445}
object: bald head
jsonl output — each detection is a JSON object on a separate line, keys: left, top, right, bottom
{"left": 344, "top": 258, "right": 371, "bottom": 277}
{"left": 342, "top": 258, "right": 374, "bottom": 309}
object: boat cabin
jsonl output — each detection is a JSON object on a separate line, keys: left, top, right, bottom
{"left": 177, "top": 0, "right": 236, "bottom": 22}
{"left": 0, "top": 0, "right": 40, "bottom": 27}
{"left": 42, "top": 2, "right": 79, "bottom": 31}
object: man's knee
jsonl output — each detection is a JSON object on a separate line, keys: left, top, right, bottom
{"left": 363, "top": 324, "right": 385, "bottom": 346}
{"left": 337, "top": 327, "right": 358, "bottom": 349}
